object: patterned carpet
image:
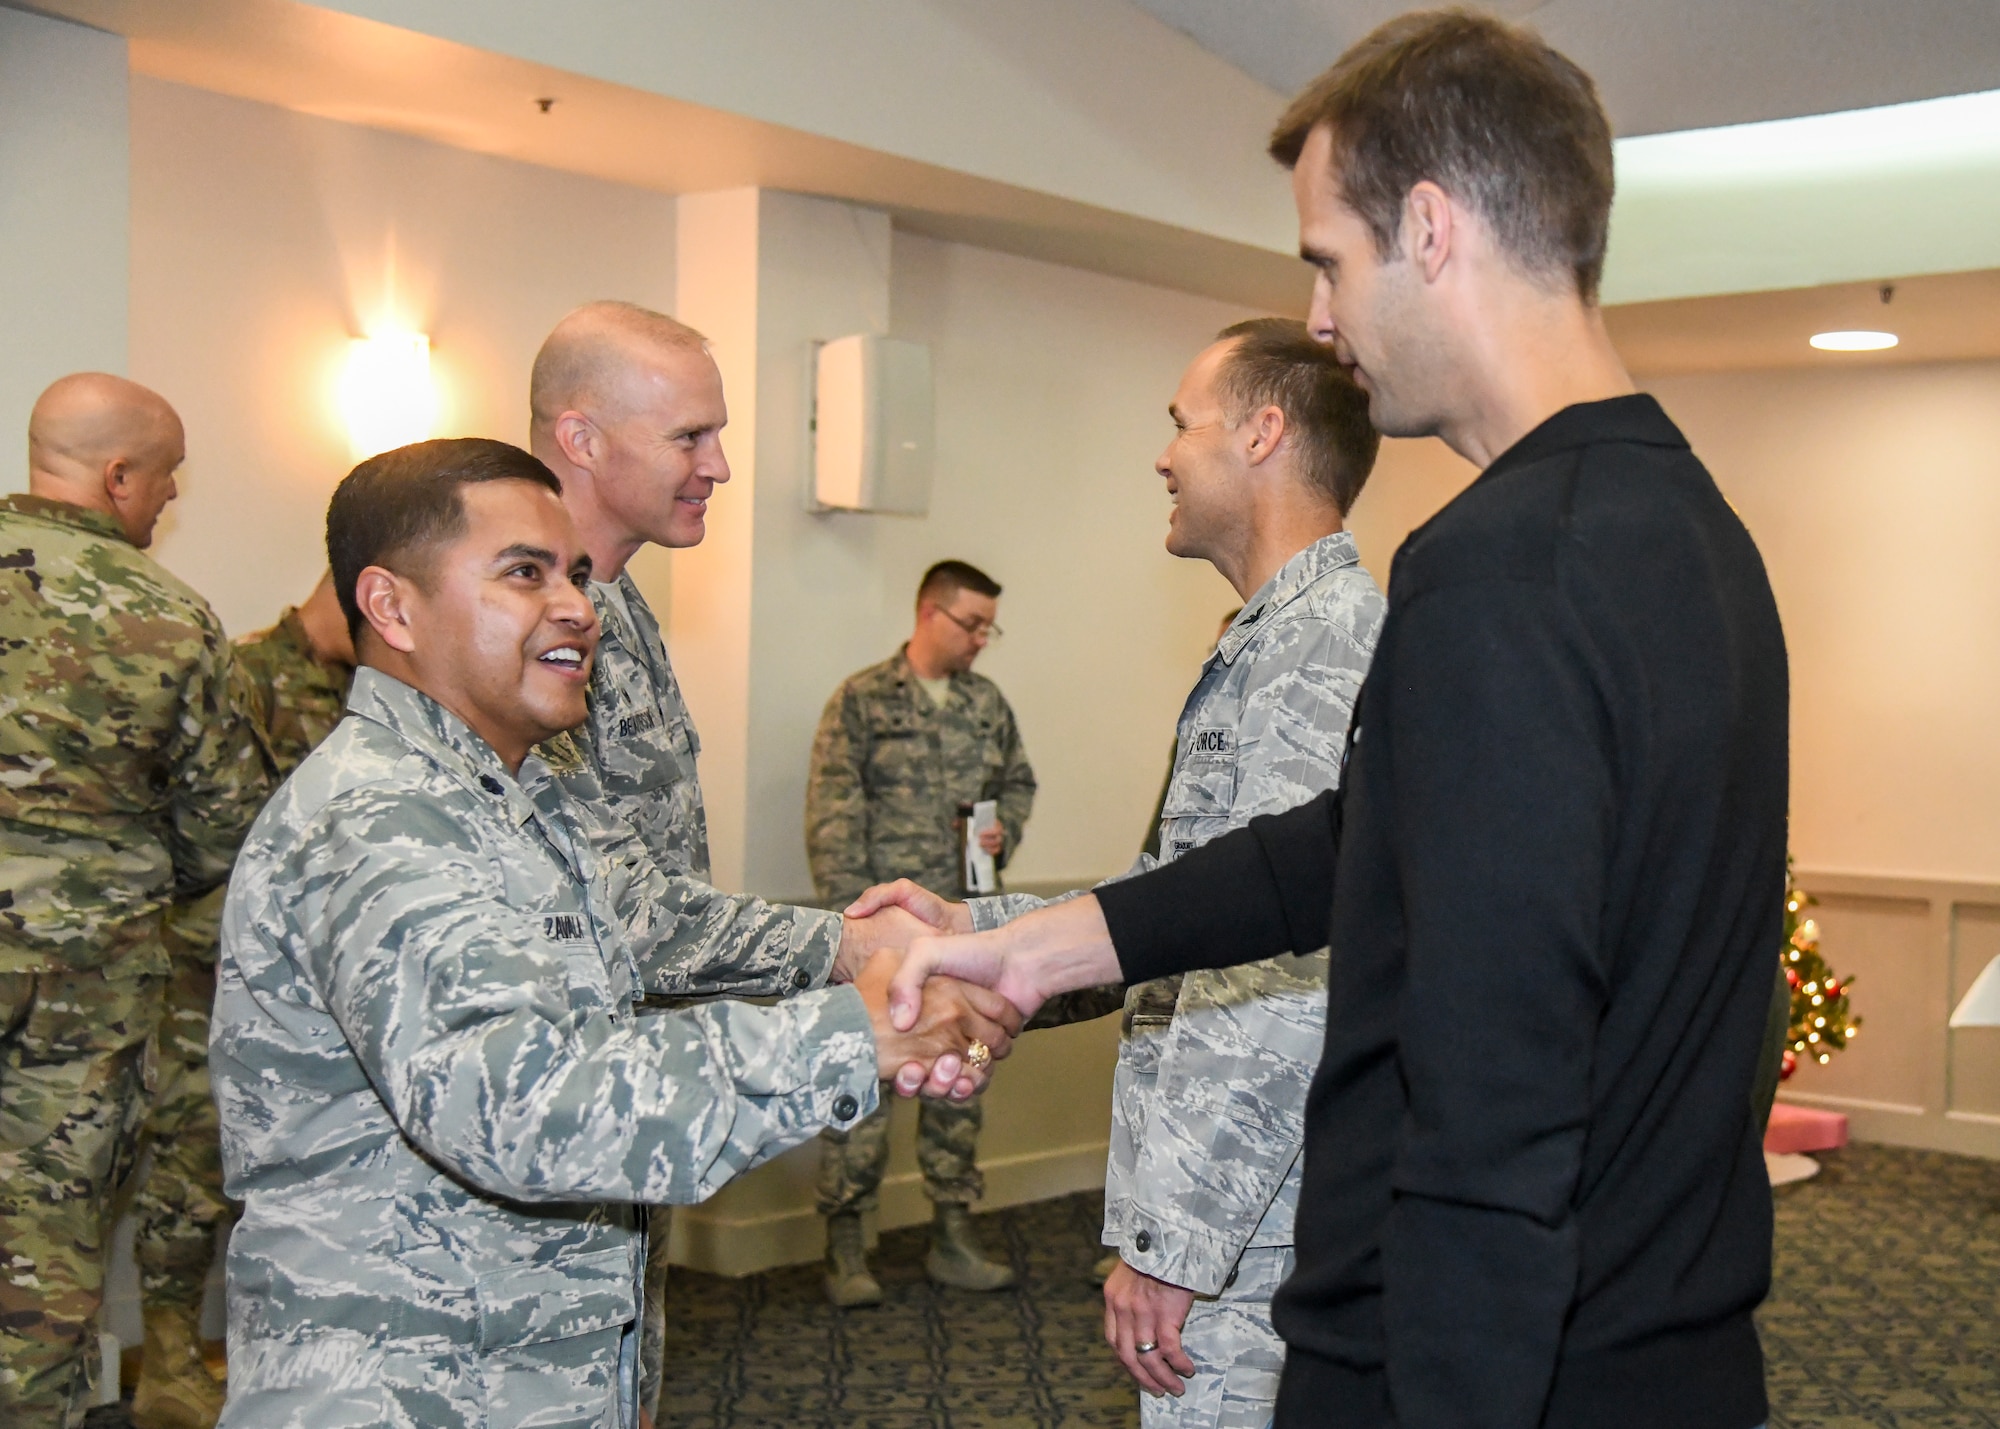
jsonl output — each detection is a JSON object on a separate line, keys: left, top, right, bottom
{"left": 79, "top": 1143, "right": 2000, "bottom": 1428}
{"left": 659, "top": 1143, "right": 2000, "bottom": 1429}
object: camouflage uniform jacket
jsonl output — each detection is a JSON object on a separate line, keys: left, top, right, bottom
{"left": 0, "top": 493, "right": 269, "bottom": 976}
{"left": 235, "top": 605, "right": 353, "bottom": 773}
{"left": 549, "top": 572, "right": 839, "bottom": 999}
{"left": 972, "top": 534, "right": 1382, "bottom": 1294}
{"left": 805, "top": 648, "right": 1036, "bottom": 906}
{"left": 162, "top": 608, "right": 359, "bottom": 963}
{"left": 211, "top": 668, "right": 879, "bottom": 1427}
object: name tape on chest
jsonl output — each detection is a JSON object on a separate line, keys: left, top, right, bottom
{"left": 543, "top": 913, "right": 591, "bottom": 944}
{"left": 614, "top": 710, "right": 660, "bottom": 740}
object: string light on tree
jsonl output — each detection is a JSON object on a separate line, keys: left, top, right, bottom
{"left": 1780, "top": 865, "right": 1860, "bottom": 1080}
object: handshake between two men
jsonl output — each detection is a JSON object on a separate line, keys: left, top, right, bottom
{"left": 846, "top": 882, "right": 1117, "bottom": 1101}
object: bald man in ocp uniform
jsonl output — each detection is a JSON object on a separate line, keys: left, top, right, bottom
{"left": 0, "top": 375, "right": 271, "bottom": 1428}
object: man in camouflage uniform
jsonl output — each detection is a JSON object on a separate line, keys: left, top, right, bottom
{"left": 210, "top": 438, "right": 1015, "bottom": 1429}
{"left": 806, "top": 559, "right": 1038, "bottom": 1305}
{"left": 858, "top": 321, "right": 1382, "bottom": 1428}
{"left": 528, "top": 303, "right": 940, "bottom": 1414}
{"left": 129, "top": 571, "right": 354, "bottom": 1429}
{"left": 0, "top": 374, "right": 271, "bottom": 1429}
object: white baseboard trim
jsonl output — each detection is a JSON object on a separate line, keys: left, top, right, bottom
{"left": 669, "top": 1139, "right": 1110, "bottom": 1277}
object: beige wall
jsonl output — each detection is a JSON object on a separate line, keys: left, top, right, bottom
{"left": 1344, "top": 361, "right": 2000, "bottom": 889}
{"left": 130, "top": 76, "right": 677, "bottom": 634}
{"left": 1651, "top": 361, "right": 2000, "bottom": 885}
{"left": 734, "top": 230, "right": 1255, "bottom": 901}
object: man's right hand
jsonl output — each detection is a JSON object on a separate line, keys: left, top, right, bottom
{"left": 834, "top": 902, "right": 943, "bottom": 983}
{"left": 846, "top": 879, "right": 972, "bottom": 936}
{"left": 853, "top": 949, "right": 1023, "bottom": 1100}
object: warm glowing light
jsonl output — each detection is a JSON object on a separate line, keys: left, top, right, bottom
{"left": 340, "top": 332, "right": 436, "bottom": 459}
{"left": 1809, "top": 330, "right": 1899, "bottom": 352}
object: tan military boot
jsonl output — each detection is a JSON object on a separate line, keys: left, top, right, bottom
{"left": 823, "top": 1212, "right": 883, "bottom": 1308}
{"left": 925, "top": 1203, "right": 1016, "bottom": 1291}
{"left": 130, "top": 1303, "right": 225, "bottom": 1429}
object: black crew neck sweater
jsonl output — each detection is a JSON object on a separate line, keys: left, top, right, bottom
{"left": 1096, "top": 395, "right": 1786, "bottom": 1429}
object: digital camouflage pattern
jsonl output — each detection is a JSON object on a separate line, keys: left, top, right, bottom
{"left": 550, "top": 572, "right": 851, "bottom": 1417}
{"left": 550, "top": 573, "right": 838, "bottom": 999}
{"left": 210, "top": 668, "right": 880, "bottom": 1428}
{"left": 0, "top": 493, "right": 270, "bottom": 978}
{"left": 972, "top": 534, "right": 1382, "bottom": 1307}
{"left": 0, "top": 492, "right": 270, "bottom": 1427}
{"left": 806, "top": 648, "right": 1036, "bottom": 1209}
{"left": 1140, "top": 1245, "right": 1294, "bottom": 1429}
{"left": 805, "top": 648, "right": 1037, "bottom": 908}
{"left": 815, "top": 1089, "right": 984, "bottom": 1216}
{"left": 136, "top": 614, "right": 355, "bottom": 1319}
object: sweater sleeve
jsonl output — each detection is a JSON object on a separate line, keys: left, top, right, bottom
{"left": 1096, "top": 788, "right": 1342, "bottom": 985}
{"left": 1377, "top": 578, "right": 1611, "bottom": 1429}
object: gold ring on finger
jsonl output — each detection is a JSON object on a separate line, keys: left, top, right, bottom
{"left": 964, "top": 1039, "right": 993, "bottom": 1071}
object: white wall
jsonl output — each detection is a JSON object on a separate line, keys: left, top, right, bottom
{"left": 129, "top": 76, "right": 677, "bottom": 634}
{"left": 0, "top": 8, "right": 128, "bottom": 482}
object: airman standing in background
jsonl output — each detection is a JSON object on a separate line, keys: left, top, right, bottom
{"left": 806, "top": 560, "right": 1037, "bottom": 1306}
{"left": 0, "top": 374, "right": 270, "bottom": 1429}
{"left": 128, "top": 571, "right": 353, "bottom": 1429}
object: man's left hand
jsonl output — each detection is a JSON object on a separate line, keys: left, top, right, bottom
{"left": 1103, "top": 1258, "right": 1197, "bottom": 1397}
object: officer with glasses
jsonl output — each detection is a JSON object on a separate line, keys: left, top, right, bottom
{"left": 805, "top": 559, "right": 1037, "bottom": 1306}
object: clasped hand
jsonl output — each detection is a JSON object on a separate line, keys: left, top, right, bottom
{"left": 836, "top": 894, "right": 1020, "bottom": 1099}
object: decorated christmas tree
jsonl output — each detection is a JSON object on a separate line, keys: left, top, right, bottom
{"left": 1781, "top": 868, "right": 1861, "bottom": 1080}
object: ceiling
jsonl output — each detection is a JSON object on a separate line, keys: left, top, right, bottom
{"left": 1125, "top": 0, "right": 2000, "bottom": 135}
{"left": 1605, "top": 269, "right": 2000, "bottom": 377}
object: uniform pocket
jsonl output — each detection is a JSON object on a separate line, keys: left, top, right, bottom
{"left": 474, "top": 1245, "right": 636, "bottom": 1351}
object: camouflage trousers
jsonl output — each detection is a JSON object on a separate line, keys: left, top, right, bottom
{"left": 1139, "top": 1245, "right": 1292, "bottom": 1429}
{"left": 639, "top": 1205, "right": 671, "bottom": 1421}
{"left": 0, "top": 962, "right": 165, "bottom": 1429}
{"left": 132, "top": 954, "right": 234, "bottom": 1313}
{"left": 815, "top": 1087, "right": 983, "bottom": 1215}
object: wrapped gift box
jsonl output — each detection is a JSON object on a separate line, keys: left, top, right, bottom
{"left": 1765, "top": 1102, "right": 1848, "bottom": 1155}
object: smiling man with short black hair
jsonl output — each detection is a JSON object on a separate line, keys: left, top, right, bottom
{"left": 208, "top": 438, "right": 1019, "bottom": 1429}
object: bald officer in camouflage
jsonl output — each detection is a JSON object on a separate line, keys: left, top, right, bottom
{"left": 806, "top": 560, "right": 1037, "bottom": 1305}
{"left": 209, "top": 438, "right": 1017, "bottom": 1429}
{"left": 0, "top": 374, "right": 271, "bottom": 1428}
{"left": 855, "top": 320, "right": 1382, "bottom": 1428}
{"left": 129, "top": 571, "right": 353, "bottom": 1429}
{"left": 529, "top": 301, "right": 941, "bottom": 1414}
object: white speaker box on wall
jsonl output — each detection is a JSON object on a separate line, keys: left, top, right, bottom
{"left": 811, "top": 334, "right": 934, "bottom": 515}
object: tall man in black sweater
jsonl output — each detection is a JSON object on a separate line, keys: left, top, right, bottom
{"left": 877, "top": 12, "right": 1784, "bottom": 1429}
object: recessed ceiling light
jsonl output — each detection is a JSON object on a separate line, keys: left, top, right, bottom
{"left": 1809, "top": 330, "right": 1899, "bottom": 352}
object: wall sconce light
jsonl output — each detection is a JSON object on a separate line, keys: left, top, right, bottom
{"left": 339, "top": 331, "right": 437, "bottom": 459}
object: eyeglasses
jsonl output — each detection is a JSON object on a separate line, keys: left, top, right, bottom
{"left": 936, "top": 607, "right": 1002, "bottom": 642}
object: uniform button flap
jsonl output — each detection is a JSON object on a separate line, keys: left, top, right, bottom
{"left": 1133, "top": 1230, "right": 1152, "bottom": 1253}
{"left": 832, "top": 1093, "right": 860, "bottom": 1122}
{"left": 792, "top": 968, "right": 812, "bottom": 989}
{"left": 479, "top": 774, "right": 505, "bottom": 796}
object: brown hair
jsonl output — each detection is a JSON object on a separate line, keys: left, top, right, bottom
{"left": 1269, "top": 9, "right": 1615, "bottom": 302}
{"left": 917, "top": 559, "right": 1001, "bottom": 610}
{"left": 1214, "top": 318, "right": 1379, "bottom": 515}
{"left": 328, "top": 438, "right": 563, "bottom": 637}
